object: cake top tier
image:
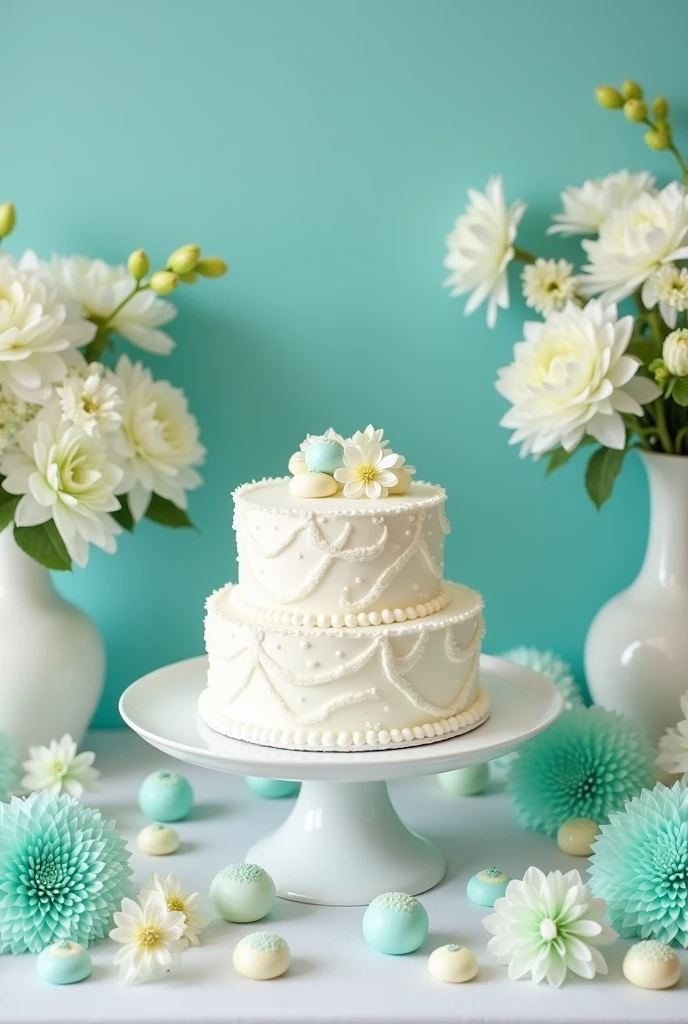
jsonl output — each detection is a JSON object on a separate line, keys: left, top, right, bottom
{"left": 234, "top": 477, "right": 447, "bottom": 518}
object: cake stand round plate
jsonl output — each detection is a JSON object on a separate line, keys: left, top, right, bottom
{"left": 120, "top": 654, "right": 563, "bottom": 906}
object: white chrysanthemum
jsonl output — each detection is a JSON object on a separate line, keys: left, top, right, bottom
{"left": 333, "top": 441, "right": 401, "bottom": 499}
{"left": 21, "top": 733, "right": 99, "bottom": 798}
{"left": 484, "top": 867, "right": 617, "bottom": 987}
{"left": 110, "top": 893, "right": 186, "bottom": 986}
{"left": 57, "top": 362, "right": 122, "bottom": 436}
{"left": 138, "top": 874, "right": 209, "bottom": 948}
{"left": 663, "top": 329, "right": 688, "bottom": 378}
{"left": 496, "top": 300, "right": 661, "bottom": 456}
{"left": 656, "top": 691, "right": 688, "bottom": 777}
{"left": 0, "top": 254, "right": 95, "bottom": 403}
{"left": 444, "top": 176, "right": 526, "bottom": 328}
{"left": 581, "top": 182, "right": 688, "bottom": 302}
{"left": 641, "top": 264, "right": 688, "bottom": 329}
{"left": 1, "top": 411, "right": 123, "bottom": 567}
{"left": 521, "top": 259, "right": 579, "bottom": 316}
{"left": 0, "top": 389, "right": 39, "bottom": 457}
{"left": 113, "top": 355, "right": 205, "bottom": 521}
{"left": 50, "top": 257, "right": 177, "bottom": 356}
{"left": 548, "top": 170, "right": 655, "bottom": 236}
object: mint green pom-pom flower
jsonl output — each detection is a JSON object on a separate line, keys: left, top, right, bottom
{"left": 0, "top": 791, "right": 133, "bottom": 953}
{"left": 0, "top": 733, "right": 19, "bottom": 802}
{"left": 589, "top": 782, "right": 688, "bottom": 947}
{"left": 508, "top": 706, "right": 655, "bottom": 836}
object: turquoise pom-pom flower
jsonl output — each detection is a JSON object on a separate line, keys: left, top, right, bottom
{"left": 0, "top": 732, "right": 19, "bottom": 801}
{"left": 589, "top": 782, "right": 688, "bottom": 947}
{"left": 0, "top": 791, "right": 133, "bottom": 953}
{"left": 499, "top": 647, "right": 584, "bottom": 709}
{"left": 508, "top": 706, "right": 655, "bottom": 836}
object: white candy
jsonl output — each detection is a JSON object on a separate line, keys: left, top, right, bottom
{"left": 288, "top": 452, "right": 308, "bottom": 475}
{"left": 233, "top": 932, "right": 291, "bottom": 980}
{"left": 288, "top": 472, "right": 338, "bottom": 498}
{"left": 388, "top": 468, "right": 411, "bottom": 495}
{"left": 137, "top": 823, "right": 180, "bottom": 856}
{"left": 623, "top": 940, "right": 681, "bottom": 990}
{"left": 428, "top": 944, "right": 478, "bottom": 983}
{"left": 556, "top": 817, "right": 599, "bottom": 857}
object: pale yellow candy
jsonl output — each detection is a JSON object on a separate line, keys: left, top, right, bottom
{"left": 288, "top": 452, "right": 308, "bottom": 475}
{"left": 428, "top": 944, "right": 478, "bottom": 983}
{"left": 623, "top": 940, "right": 681, "bottom": 989}
{"left": 233, "top": 932, "right": 291, "bottom": 980}
{"left": 137, "top": 823, "right": 180, "bottom": 855}
{"left": 289, "top": 472, "right": 338, "bottom": 498}
{"left": 388, "top": 468, "right": 411, "bottom": 495}
{"left": 556, "top": 817, "right": 599, "bottom": 857}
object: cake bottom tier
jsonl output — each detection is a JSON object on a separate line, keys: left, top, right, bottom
{"left": 200, "top": 582, "right": 490, "bottom": 751}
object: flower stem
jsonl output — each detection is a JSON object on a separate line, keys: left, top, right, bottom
{"left": 84, "top": 281, "right": 150, "bottom": 363}
{"left": 513, "top": 247, "right": 536, "bottom": 264}
{"left": 653, "top": 398, "right": 674, "bottom": 453}
{"left": 675, "top": 425, "right": 688, "bottom": 453}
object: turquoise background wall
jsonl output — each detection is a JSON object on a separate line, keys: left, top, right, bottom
{"left": 4, "top": 0, "right": 687, "bottom": 725}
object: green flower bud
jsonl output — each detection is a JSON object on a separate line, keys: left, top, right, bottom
{"left": 127, "top": 248, "right": 150, "bottom": 281}
{"left": 664, "top": 330, "right": 688, "bottom": 377}
{"left": 654, "top": 117, "right": 671, "bottom": 136}
{"left": 595, "top": 85, "right": 624, "bottom": 109}
{"left": 650, "top": 359, "right": 671, "bottom": 387}
{"left": 0, "top": 202, "right": 16, "bottom": 238}
{"left": 645, "top": 128, "right": 670, "bottom": 151}
{"left": 652, "top": 96, "right": 669, "bottom": 118}
{"left": 167, "top": 244, "right": 200, "bottom": 275}
{"left": 624, "top": 99, "right": 647, "bottom": 123}
{"left": 196, "top": 256, "right": 228, "bottom": 278}
{"left": 179, "top": 271, "right": 198, "bottom": 284}
{"left": 149, "top": 270, "right": 179, "bottom": 295}
{"left": 621, "top": 79, "right": 643, "bottom": 101}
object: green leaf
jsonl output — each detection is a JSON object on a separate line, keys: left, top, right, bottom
{"left": 546, "top": 447, "right": 573, "bottom": 475}
{"left": 145, "top": 493, "right": 195, "bottom": 529}
{"left": 111, "top": 495, "right": 135, "bottom": 532}
{"left": 671, "top": 378, "right": 688, "bottom": 406}
{"left": 585, "top": 446, "right": 627, "bottom": 509}
{"left": 14, "top": 520, "right": 72, "bottom": 571}
{"left": 0, "top": 486, "right": 19, "bottom": 534}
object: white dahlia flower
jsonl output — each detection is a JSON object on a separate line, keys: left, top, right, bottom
{"left": 50, "top": 257, "right": 177, "bottom": 355}
{"left": 444, "top": 176, "right": 526, "bottom": 328}
{"left": 496, "top": 300, "right": 661, "bottom": 456}
{"left": 641, "top": 263, "right": 688, "bottom": 329}
{"left": 113, "top": 355, "right": 205, "bottom": 521}
{"left": 581, "top": 182, "right": 688, "bottom": 302}
{"left": 0, "top": 412, "right": 122, "bottom": 567}
{"left": 57, "top": 362, "right": 122, "bottom": 436}
{"left": 0, "top": 254, "right": 95, "bottom": 404}
{"left": 521, "top": 258, "right": 579, "bottom": 316}
{"left": 548, "top": 170, "right": 655, "bottom": 236}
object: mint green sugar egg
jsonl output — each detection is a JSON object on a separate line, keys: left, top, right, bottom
{"left": 362, "top": 892, "right": 429, "bottom": 955}
{"left": 210, "top": 863, "right": 277, "bottom": 923}
{"left": 138, "top": 770, "right": 193, "bottom": 822}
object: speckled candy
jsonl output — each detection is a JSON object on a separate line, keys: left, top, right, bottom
{"left": 288, "top": 452, "right": 308, "bottom": 475}
{"left": 466, "top": 867, "right": 510, "bottom": 907}
{"left": 245, "top": 777, "right": 300, "bottom": 799}
{"left": 233, "top": 932, "right": 291, "bottom": 980}
{"left": 304, "top": 441, "right": 344, "bottom": 476}
{"left": 428, "top": 943, "right": 478, "bottom": 983}
{"left": 36, "top": 941, "right": 92, "bottom": 985}
{"left": 622, "top": 940, "right": 681, "bottom": 989}
{"left": 137, "top": 822, "right": 180, "bottom": 855}
{"left": 138, "top": 770, "right": 193, "bottom": 822}
{"left": 437, "top": 763, "right": 489, "bottom": 796}
{"left": 557, "top": 817, "right": 599, "bottom": 857}
{"left": 362, "top": 892, "right": 428, "bottom": 955}
{"left": 210, "top": 863, "right": 276, "bottom": 922}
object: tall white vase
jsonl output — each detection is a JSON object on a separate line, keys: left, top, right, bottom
{"left": 585, "top": 451, "right": 688, "bottom": 746}
{"left": 0, "top": 529, "right": 105, "bottom": 758}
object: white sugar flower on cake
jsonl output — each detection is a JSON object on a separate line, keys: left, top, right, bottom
{"left": 641, "top": 264, "right": 688, "bottom": 329}
{"left": 299, "top": 427, "right": 345, "bottom": 451}
{"left": 21, "top": 733, "right": 99, "bottom": 797}
{"left": 656, "top": 690, "right": 688, "bottom": 778}
{"left": 334, "top": 439, "right": 402, "bottom": 498}
{"left": 548, "top": 170, "right": 655, "bottom": 236}
{"left": 444, "top": 176, "right": 526, "bottom": 328}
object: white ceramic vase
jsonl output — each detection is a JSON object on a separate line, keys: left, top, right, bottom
{"left": 585, "top": 450, "right": 688, "bottom": 746}
{"left": 0, "top": 529, "right": 105, "bottom": 757}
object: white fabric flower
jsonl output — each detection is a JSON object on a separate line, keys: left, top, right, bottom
{"left": 0, "top": 389, "right": 39, "bottom": 457}
{"left": 138, "top": 874, "right": 209, "bottom": 948}
{"left": 50, "top": 256, "right": 177, "bottom": 356}
{"left": 483, "top": 866, "right": 617, "bottom": 987}
{"left": 496, "top": 300, "right": 661, "bottom": 456}
{"left": 521, "top": 259, "right": 579, "bottom": 316}
{"left": 548, "top": 171, "right": 655, "bottom": 236}
{"left": 656, "top": 690, "right": 688, "bottom": 777}
{"left": 110, "top": 893, "right": 186, "bottom": 986}
{"left": 0, "top": 253, "right": 95, "bottom": 404}
{"left": 113, "top": 355, "right": 205, "bottom": 521}
{"left": 663, "top": 328, "right": 688, "bottom": 377}
{"left": 581, "top": 182, "right": 688, "bottom": 302}
{"left": 444, "top": 176, "right": 526, "bottom": 328}
{"left": 56, "top": 362, "right": 122, "bottom": 436}
{"left": 20, "top": 733, "right": 99, "bottom": 797}
{"left": 350, "top": 424, "right": 389, "bottom": 449}
{"left": 299, "top": 427, "right": 345, "bottom": 452}
{"left": 1, "top": 411, "right": 123, "bottom": 567}
{"left": 641, "top": 264, "right": 688, "bottom": 329}
{"left": 334, "top": 441, "right": 401, "bottom": 498}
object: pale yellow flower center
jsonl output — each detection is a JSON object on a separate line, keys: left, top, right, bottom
{"left": 356, "top": 463, "right": 377, "bottom": 484}
{"left": 51, "top": 760, "right": 65, "bottom": 776}
{"left": 137, "top": 925, "right": 162, "bottom": 948}
{"left": 166, "top": 896, "right": 186, "bottom": 913}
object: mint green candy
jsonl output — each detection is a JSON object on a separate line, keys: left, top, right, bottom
{"left": 138, "top": 770, "right": 193, "bottom": 822}
{"left": 362, "top": 892, "right": 428, "bottom": 955}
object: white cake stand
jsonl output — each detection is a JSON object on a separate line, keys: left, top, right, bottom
{"left": 119, "top": 654, "right": 563, "bottom": 906}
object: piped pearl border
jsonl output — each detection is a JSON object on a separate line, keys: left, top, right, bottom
{"left": 233, "top": 477, "right": 447, "bottom": 517}
{"left": 232, "top": 587, "right": 452, "bottom": 629}
{"left": 198, "top": 685, "right": 490, "bottom": 751}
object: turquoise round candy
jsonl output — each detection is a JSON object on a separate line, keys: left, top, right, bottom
{"left": 210, "top": 863, "right": 277, "bottom": 923}
{"left": 305, "top": 441, "right": 344, "bottom": 475}
{"left": 36, "top": 941, "right": 92, "bottom": 985}
{"left": 466, "top": 867, "right": 510, "bottom": 907}
{"left": 437, "top": 763, "right": 489, "bottom": 796}
{"left": 246, "top": 777, "right": 301, "bottom": 799}
{"left": 362, "top": 892, "right": 429, "bottom": 955}
{"left": 138, "top": 770, "right": 193, "bottom": 822}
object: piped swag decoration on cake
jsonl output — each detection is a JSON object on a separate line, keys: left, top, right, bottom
{"left": 288, "top": 425, "right": 415, "bottom": 499}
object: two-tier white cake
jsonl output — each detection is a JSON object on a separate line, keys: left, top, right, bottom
{"left": 199, "top": 426, "right": 489, "bottom": 751}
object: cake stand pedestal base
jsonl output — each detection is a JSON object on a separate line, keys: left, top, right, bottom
{"left": 248, "top": 779, "right": 444, "bottom": 905}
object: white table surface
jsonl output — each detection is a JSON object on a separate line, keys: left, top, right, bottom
{"left": 5, "top": 730, "right": 686, "bottom": 1024}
